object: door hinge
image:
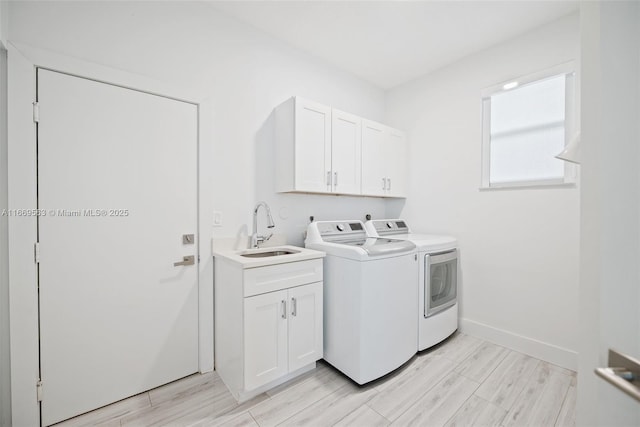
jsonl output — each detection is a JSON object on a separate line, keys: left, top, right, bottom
{"left": 34, "top": 242, "right": 40, "bottom": 264}
{"left": 36, "top": 379, "right": 43, "bottom": 402}
{"left": 32, "top": 102, "right": 40, "bottom": 123}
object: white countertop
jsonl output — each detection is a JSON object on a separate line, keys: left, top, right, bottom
{"left": 213, "top": 245, "right": 325, "bottom": 269}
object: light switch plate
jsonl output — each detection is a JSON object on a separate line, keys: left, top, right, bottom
{"left": 213, "top": 211, "right": 222, "bottom": 227}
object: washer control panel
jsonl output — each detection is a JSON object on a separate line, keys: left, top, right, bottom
{"left": 317, "top": 221, "right": 365, "bottom": 236}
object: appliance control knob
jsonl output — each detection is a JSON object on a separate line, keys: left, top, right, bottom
{"left": 336, "top": 224, "right": 345, "bottom": 231}
{"left": 386, "top": 222, "right": 394, "bottom": 229}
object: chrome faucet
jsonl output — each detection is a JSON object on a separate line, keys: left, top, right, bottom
{"left": 251, "top": 201, "right": 275, "bottom": 248}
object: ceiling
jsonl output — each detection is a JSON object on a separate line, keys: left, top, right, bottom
{"left": 210, "top": 1, "right": 579, "bottom": 90}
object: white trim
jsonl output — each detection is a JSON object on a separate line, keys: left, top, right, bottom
{"left": 0, "top": 43, "right": 12, "bottom": 427}
{"left": 459, "top": 317, "right": 577, "bottom": 371}
{"left": 480, "top": 179, "right": 576, "bottom": 190}
{"left": 480, "top": 61, "right": 578, "bottom": 190}
{"left": 479, "top": 182, "right": 577, "bottom": 191}
{"left": 480, "top": 98, "right": 492, "bottom": 189}
{"left": 8, "top": 42, "right": 215, "bottom": 425}
{"left": 563, "top": 71, "right": 579, "bottom": 177}
{"left": 12, "top": 42, "right": 201, "bottom": 103}
{"left": 8, "top": 43, "right": 39, "bottom": 427}
{"left": 480, "top": 61, "right": 576, "bottom": 98}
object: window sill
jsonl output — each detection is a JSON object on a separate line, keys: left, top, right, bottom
{"left": 479, "top": 180, "right": 577, "bottom": 191}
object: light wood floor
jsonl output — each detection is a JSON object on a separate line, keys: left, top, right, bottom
{"left": 55, "top": 333, "right": 576, "bottom": 427}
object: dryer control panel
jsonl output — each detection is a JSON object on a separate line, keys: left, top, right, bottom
{"left": 370, "top": 219, "right": 410, "bottom": 236}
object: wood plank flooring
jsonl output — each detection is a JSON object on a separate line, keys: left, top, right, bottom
{"left": 54, "top": 333, "right": 576, "bottom": 427}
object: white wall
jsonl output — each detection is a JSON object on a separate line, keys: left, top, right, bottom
{"left": 385, "top": 14, "right": 580, "bottom": 369}
{"left": 8, "top": 1, "right": 388, "bottom": 248}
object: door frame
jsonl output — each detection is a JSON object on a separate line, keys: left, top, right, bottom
{"left": 7, "top": 42, "right": 215, "bottom": 426}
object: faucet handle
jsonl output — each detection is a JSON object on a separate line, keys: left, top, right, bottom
{"left": 253, "top": 233, "right": 274, "bottom": 248}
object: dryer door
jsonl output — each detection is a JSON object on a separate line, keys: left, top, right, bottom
{"left": 425, "top": 250, "right": 458, "bottom": 317}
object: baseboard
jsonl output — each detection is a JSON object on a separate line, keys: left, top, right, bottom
{"left": 459, "top": 318, "right": 577, "bottom": 371}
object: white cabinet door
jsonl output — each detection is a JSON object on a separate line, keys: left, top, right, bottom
{"left": 361, "top": 119, "right": 387, "bottom": 196}
{"left": 288, "top": 282, "right": 324, "bottom": 372}
{"left": 244, "top": 290, "right": 288, "bottom": 390}
{"left": 386, "top": 128, "right": 408, "bottom": 197}
{"left": 331, "top": 109, "right": 361, "bottom": 194}
{"left": 294, "top": 98, "right": 332, "bottom": 193}
{"left": 362, "top": 121, "right": 408, "bottom": 198}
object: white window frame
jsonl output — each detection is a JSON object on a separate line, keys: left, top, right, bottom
{"left": 481, "top": 62, "right": 578, "bottom": 189}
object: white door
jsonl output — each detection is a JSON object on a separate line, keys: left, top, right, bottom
{"left": 361, "top": 119, "right": 387, "bottom": 196}
{"left": 288, "top": 282, "right": 323, "bottom": 372}
{"left": 294, "top": 98, "right": 332, "bottom": 193}
{"left": 244, "top": 290, "right": 288, "bottom": 391}
{"left": 331, "top": 109, "right": 361, "bottom": 194}
{"left": 386, "top": 127, "right": 407, "bottom": 197}
{"left": 579, "top": 2, "right": 640, "bottom": 425}
{"left": 37, "top": 69, "right": 198, "bottom": 426}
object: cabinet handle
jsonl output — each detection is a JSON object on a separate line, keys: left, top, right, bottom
{"left": 326, "top": 171, "right": 331, "bottom": 187}
{"left": 381, "top": 177, "right": 386, "bottom": 190}
{"left": 281, "top": 300, "right": 287, "bottom": 319}
{"left": 387, "top": 178, "right": 392, "bottom": 191}
{"left": 291, "top": 297, "right": 297, "bottom": 316}
{"left": 334, "top": 172, "right": 338, "bottom": 188}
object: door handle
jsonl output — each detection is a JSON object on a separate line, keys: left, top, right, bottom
{"left": 595, "top": 349, "right": 640, "bottom": 403}
{"left": 334, "top": 172, "right": 338, "bottom": 188}
{"left": 173, "top": 255, "right": 195, "bottom": 267}
{"left": 291, "top": 297, "right": 297, "bottom": 317}
{"left": 281, "top": 300, "right": 287, "bottom": 319}
{"left": 326, "top": 171, "right": 331, "bottom": 187}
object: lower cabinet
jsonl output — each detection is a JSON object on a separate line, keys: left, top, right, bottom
{"left": 215, "top": 257, "right": 324, "bottom": 402}
{"left": 244, "top": 282, "right": 323, "bottom": 390}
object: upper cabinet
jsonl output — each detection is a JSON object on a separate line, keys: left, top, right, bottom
{"left": 275, "top": 96, "right": 407, "bottom": 198}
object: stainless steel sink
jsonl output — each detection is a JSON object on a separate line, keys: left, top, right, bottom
{"left": 240, "top": 249, "right": 300, "bottom": 258}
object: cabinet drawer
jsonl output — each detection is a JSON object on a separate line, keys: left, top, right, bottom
{"left": 244, "top": 259, "right": 323, "bottom": 297}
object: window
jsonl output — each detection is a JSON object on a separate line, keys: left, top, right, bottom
{"left": 481, "top": 63, "right": 577, "bottom": 189}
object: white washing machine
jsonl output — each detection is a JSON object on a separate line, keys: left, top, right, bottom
{"left": 365, "top": 219, "right": 458, "bottom": 351}
{"left": 305, "top": 220, "right": 418, "bottom": 384}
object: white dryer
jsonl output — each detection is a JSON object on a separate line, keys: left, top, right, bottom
{"left": 365, "top": 219, "right": 458, "bottom": 351}
{"left": 305, "top": 220, "right": 418, "bottom": 384}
